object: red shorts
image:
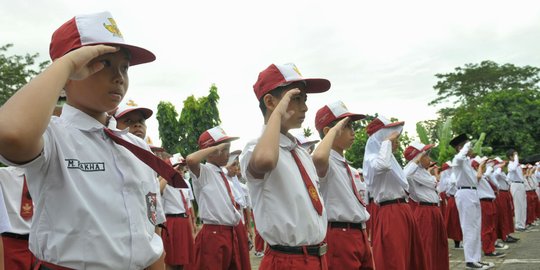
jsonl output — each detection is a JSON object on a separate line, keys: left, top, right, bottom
{"left": 480, "top": 199, "right": 497, "bottom": 254}
{"left": 326, "top": 223, "right": 374, "bottom": 270}
{"left": 445, "top": 195, "right": 463, "bottom": 241}
{"left": 162, "top": 215, "right": 195, "bottom": 266}
{"left": 260, "top": 247, "right": 327, "bottom": 270}
{"left": 189, "top": 224, "right": 242, "bottom": 270}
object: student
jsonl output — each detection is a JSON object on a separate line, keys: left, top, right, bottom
{"left": 186, "top": 126, "right": 250, "bottom": 270}
{"left": 0, "top": 184, "right": 11, "bottom": 270}
{"left": 0, "top": 166, "right": 34, "bottom": 269}
{"left": 362, "top": 116, "right": 427, "bottom": 270}
{"left": 0, "top": 11, "right": 166, "bottom": 269}
{"left": 491, "top": 157, "right": 519, "bottom": 243}
{"left": 312, "top": 101, "right": 374, "bottom": 270}
{"left": 113, "top": 100, "right": 153, "bottom": 140}
{"left": 403, "top": 142, "right": 449, "bottom": 270}
{"left": 440, "top": 161, "right": 464, "bottom": 249}
{"left": 161, "top": 154, "right": 195, "bottom": 270}
{"left": 449, "top": 134, "right": 493, "bottom": 269}
{"left": 240, "top": 63, "right": 329, "bottom": 270}
{"left": 507, "top": 149, "right": 527, "bottom": 231}
{"left": 472, "top": 157, "right": 505, "bottom": 258}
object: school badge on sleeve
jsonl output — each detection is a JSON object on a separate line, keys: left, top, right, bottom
{"left": 145, "top": 192, "right": 157, "bottom": 225}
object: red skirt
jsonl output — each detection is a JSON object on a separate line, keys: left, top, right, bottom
{"left": 414, "top": 204, "right": 449, "bottom": 270}
{"left": 495, "top": 191, "right": 515, "bottom": 239}
{"left": 2, "top": 235, "right": 35, "bottom": 270}
{"left": 480, "top": 200, "right": 497, "bottom": 254}
{"left": 526, "top": 191, "right": 537, "bottom": 225}
{"left": 372, "top": 202, "right": 428, "bottom": 270}
{"left": 188, "top": 224, "right": 242, "bottom": 270}
{"left": 162, "top": 216, "right": 195, "bottom": 266}
{"left": 445, "top": 196, "right": 463, "bottom": 241}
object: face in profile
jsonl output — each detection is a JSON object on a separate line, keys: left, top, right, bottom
{"left": 208, "top": 142, "right": 231, "bottom": 166}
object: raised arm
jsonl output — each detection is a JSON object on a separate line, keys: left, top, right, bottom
{"left": 248, "top": 89, "right": 300, "bottom": 178}
{"left": 312, "top": 117, "right": 349, "bottom": 178}
{"left": 452, "top": 142, "right": 471, "bottom": 167}
{"left": 371, "top": 131, "right": 400, "bottom": 172}
{"left": 186, "top": 142, "right": 229, "bottom": 178}
{"left": 0, "top": 45, "right": 118, "bottom": 163}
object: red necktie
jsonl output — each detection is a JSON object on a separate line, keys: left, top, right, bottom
{"left": 20, "top": 175, "right": 33, "bottom": 219}
{"left": 179, "top": 190, "right": 190, "bottom": 216}
{"left": 290, "top": 149, "right": 323, "bottom": 215}
{"left": 343, "top": 161, "right": 367, "bottom": 207}
{"left": 103, "top": 128, "right": 187, "bottom": 188}
{"left": 219, "top": 171, "right": 240, "bottom": 210}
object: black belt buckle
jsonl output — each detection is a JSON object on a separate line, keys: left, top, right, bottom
{"left": 318, "top": 243, "right": 327, "bottom": 256}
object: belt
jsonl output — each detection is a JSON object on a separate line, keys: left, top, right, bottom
{"left": 329, "top": 221, "right": 365, "bottom": 230}
{"left": 269, "top": 243, "right": 327, "bottom": 257}
{"left": 1, "top": 232, "right": 29, "bottom": 240}
{"left": 458, "top": 186, "right": 477, "bottom": 190}
{"left": 480, "top": 198, "right": 495, "bottom": 202}
{"left": 499, "top": 190, "right": 509, "bottom": 192}
{"left": 166, "top": 213, "right": 188, "bottom": 218}
{"left": 512, "top": 181, "right": 524, "bottom": 184}
{"left": 378, "top": 198, "right": 407, "bottom": 207}
{"left": 368, "top": 197, "right": 374, "bottom": 203}
{"left": 419, "top": 201, "right": 438, "bottom": 206}
{"left": 33, "top": 259, "right": 73, "bottom": 270}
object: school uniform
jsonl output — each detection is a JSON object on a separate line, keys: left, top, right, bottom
{"left": 441, "top": 168, "right": 463, "bottom": 242}
{"left": 404, "top": 162, "right": 449, "bottom": 270}
{"left": 364, "top": 140, "right": 427, "bottom": 270}
{"left": 525, "top": 176, "right": 539, "bottom": 225}
{"left": 228, "top": 172, "right": 253, "bottom": 270}
{"left": 240, "top": 133, "right": 328, "bottom": 270}
{"left": 161, "top": 183, "right": 194, "bottom": 266}
{"left": 0, "top": 185, "right": 11, "bottom": 233}
{"left": 492, "top": 167, "right": 515, "bottom": 240}
{"left": 190, "top": 162, "right": 245, "bottom": 270}
{"left": 319, "top": 150, "right": 374, "bottom": 270}
{"left": 477, "top": 174, "right": 497, "bottom": 255}
{"left": 0, "top": 167, "right": 35, "bottom": 269}
{"left": 508, "top": 158, "right": 527, "bottom": 230}
{"left": 452, "top": 143, "right": 482, "bottom": 263}
{"left": 0, "top": 104, "right": 165, "bottom": 269}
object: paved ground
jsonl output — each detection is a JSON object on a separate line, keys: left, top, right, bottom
{"left": 247, "top": 224, "right": 540, "bottom": 269}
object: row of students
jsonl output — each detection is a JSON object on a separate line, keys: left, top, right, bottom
{"left": 0, "top": 9, "right": 539, "bottom": 270}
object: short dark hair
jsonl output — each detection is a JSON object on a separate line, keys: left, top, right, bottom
{"left": 317, "top": 119, "right": 339, "bottom": 139}
{"left": 506, "top": 149, "right": 516, "bottom": 159}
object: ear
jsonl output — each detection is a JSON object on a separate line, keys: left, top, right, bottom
{"left": 263, "top": 94, "right": 277, "bottom": 112}
{"left": 322, "top": 126, "right": 331, "bottom": 136}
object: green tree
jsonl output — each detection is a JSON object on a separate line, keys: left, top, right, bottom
{"left": 156, "top": 101, "right": 181, "bottom": 153}
{"left": 429, "top": 60, "right": 540, "bottom": 106}
{"left": 0, "top": 44, "right": 49, "bottom": 106}
{"left": 177, "top": 84, "right": 221, "bottom": 156}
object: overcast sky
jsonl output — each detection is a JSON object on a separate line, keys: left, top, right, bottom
{"left": 2, "top": 0, "right": 540, "bottom": 153}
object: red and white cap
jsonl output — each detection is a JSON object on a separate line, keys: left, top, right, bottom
{"left": 404, "top": 141, "right": 434, "bottom": 161}
{"left": 113, "top": 100, "right": 153, "bottom": 119}
{"left": 366, "top": 115, "right": 404, "bottom": 136}
{"left": 493, "top": 157, "right": 504, "bottom": 164}
{"left": 198, "top": 126, "right": 239, "bottom": 149}
{"left": 471, "top": 156, "right": 488, "bottom": 169}
{"left": 441, "top": 161, "right": 452, "bottom": 172}
{"left": 253, "top": 63, "right": 330, "bottom": 100}
{"left": 49, "top": 11, "right": 155, "bottom": 66}
{"left": 294, "top": 133, "right": 320, "bottom": 148}
{"left": 315, "top": 101, "right": 365, "bottom": 132}
{"left": 169, "top": 153, "right": 186, "bottom": 166}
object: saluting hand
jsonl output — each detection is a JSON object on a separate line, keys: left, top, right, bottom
{"left": 61, "top": 45, "right": 119, "bottom": 80}
{"left": 274, "top": 89, "right": 301, "bottom": 122}
{"left": 330, "top": 117, "right": 350, "bottom": 137}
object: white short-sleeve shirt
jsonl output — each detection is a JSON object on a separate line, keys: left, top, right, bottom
{"left": 190, "top": 163, "right": 241, "bottom": 226}
{"left": 0, "top": 185, "right": 11, "bottom": 234}
{"left": 240, "top": 132, "right": 327, "bottom": 246}
{"left": 162, "top": 184, "right": 192, "bottom": 214}
{"left": 319, "top": 150, "right": 369, "bottom": 223}
{"left": 0, "top": 104, "right": 164, "bottom": 269}
{"left": 0, "top": 166, "right": 32, "bottom": 234}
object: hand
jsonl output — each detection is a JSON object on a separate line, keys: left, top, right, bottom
{"left": 273, "top": 89, "right": 301, "bottom": 122}
{"left": 214, "top": 142, "right": 231, "bottom": 155}
{"left": 386, "top": 131, "right": 400, "bottom": 142}
{"left": 61, "top": 45, "right": 119, "bottom": 81}
{"left": 330, "top": 117, "right": 350, "bottom": 137}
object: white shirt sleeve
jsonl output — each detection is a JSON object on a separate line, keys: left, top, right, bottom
{"left": 0, "top": 185, "right": 12, "bottom": 233}
{"left": 371, "top": 140, "right": 394, "bottom": 172}
{"left": 452, "top": 142, "right": 471, "bottom": 167}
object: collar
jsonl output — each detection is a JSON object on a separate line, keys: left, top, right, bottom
{"left": 8, "top": 166, "right": 25, "bottom": 177}
{"left": 279, "top": 132, "right": 298, "bottom": 151}
{"left": 330, "top": 149, "right": 346, "bottom": 163}
{"left": 207, "top": 162, "right": 223, "bottom": 172}
{"left": 60, "top": 104, "right": 129, "bottom": 135}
